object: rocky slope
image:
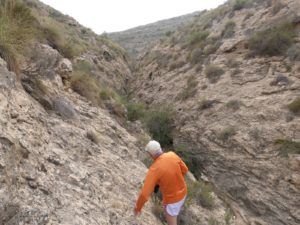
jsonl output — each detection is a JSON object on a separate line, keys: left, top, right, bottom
{"left": 0, "top": 0, "right": 233, "bottom": 224}
{"left": 108, "top": 12, "right": 199, "bottom": 58}
{"left": 0, "top": 1, "right": 162, "bottom": 224}
{"left": 133, "top": 0, "right": 300, "bottom": 224}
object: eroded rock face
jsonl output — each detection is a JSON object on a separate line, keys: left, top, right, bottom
{"left": 133, "top": 0, "right": 300, "bottom": 224}
{"left": 0, "top": 59, "right": 162, "bottom": 224}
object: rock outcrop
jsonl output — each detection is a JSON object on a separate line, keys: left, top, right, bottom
{"left": 0, "top": 53, "right": 164, "bottom": 224}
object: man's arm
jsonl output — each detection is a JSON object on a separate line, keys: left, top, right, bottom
{"left": 179, "top": 159, "right": 188, "bottom": 176}
{"left": 135, "top": 168, "right": 158, "bottom": 213}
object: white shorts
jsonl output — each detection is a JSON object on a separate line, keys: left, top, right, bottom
{"left": 164, "top": 196, "right": 186, "bottom": 216}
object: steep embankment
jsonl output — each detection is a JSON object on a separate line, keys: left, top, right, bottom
{"left": 108, "top": 12, "right": 199, "bottom": 58}
{"left": 133, "top": 0, "right": 300, "bottom": 224}
{"left": 0, "top": 0, "right": 162, "bottom": 224}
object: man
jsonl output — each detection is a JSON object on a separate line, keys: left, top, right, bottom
{"left": 134, "top": 140, "right": 188, "bottom": 225}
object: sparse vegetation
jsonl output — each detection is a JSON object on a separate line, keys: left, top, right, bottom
{"left": 233, "top": 0, "right": 249, "bottom": 10}
{"left": 187, "top": 31, "right": 209, "bottom": 47}
{"left": 186, "top": 180, "right": 214, "bottom": 209}
{"left": 248, "top": 23, "right": 294, "bottom": 56}
{"left": 287, "top": 97, "right": 300, "bottom": 114}
{"left": 145, "top": 107, "right": 174, "bottom": 147}
{"left": 188, "top": 48, "right": 203, "bottom": 65}
{"left": 169, "top": 60, "right": 185, "bottom": 71}
{"left": 99, "top": 88, "right": 115, "bottom": 101}
{"left": 275, "top": 139, "right": 300, "bottom": 157}
{"left": 205, "top": 65, "right": 225, "bottom": 83}
{"left": 218, "top": 127, "right": 236, "bottom": 141}
{"left": 126, "top": 102, "right": 145, "bottom": 122}
{"left": 208, "top": 218, "right": 221, "bottom": 225}
{"left": 177, "top": 75, "right": 198, "bottom": 100}
{"left": 42, "top": 23, "right": 84, "bottom": 59}
{"left": 0, "top": 0, "right": 38, "bottom": 74}
{"left": 222, "top": 21, "right": 236, "bottom": 38}
{"left": 71, "top": 73, "right": 102, "bottom": 105}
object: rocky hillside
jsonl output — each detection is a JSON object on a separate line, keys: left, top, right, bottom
{"left": 0, "top": 0, "right": 233, "bottom": 224}
{"left": 108, "top": 12, "right": 199, "bottom": 58}
{"left": 133, "top": 0, "right": 300, "bottom": 224}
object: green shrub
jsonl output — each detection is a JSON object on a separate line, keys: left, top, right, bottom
{"left": 222, "top": 21, "right": 236, "bottom": 38}
{"left": 218, "top": 127, "right": 236, "bottom": 141}
{"left": 187, "top": 31, "right": 209, "bottom": 47}
{"left": 178, "top": 75, "right": 198, "bottom": 100}
{"left": 99, "top": 88, "right": 115, "bottom": 101}
{"left": 248, "top": 23, "right": 294, "bottom": 56}
{"left": 70, "top": 73, "right": 102, "bottom": 105}
{"left": 145, "top": 107, "right": 174, "bottom": 147}
{"left": 275, "top": 139, "right": 300, "bottom": 157}
{"left": 188, "top": 48, "right": 203, "bottom": 65}
{"left": 288, "top": 97, "right": 300, "bottom": 114}
{"left": 187, "top": 181, "right": 214, "bottom": 209}
{"left": 205, "top": 65, "right": 225, "bottom": 83}
{"left": 127, "top": 102, "right": 145, "bottom": 122}
{"left": 233, "top": 0, "right": 249, "bottom": 10}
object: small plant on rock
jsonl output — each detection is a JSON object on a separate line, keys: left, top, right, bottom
{"left": 126, "top": 102, "right": 145, "bottom": 122}
{"left": 275, "top": 139, "right": 300, "bottom": 157}
{"left": 205, "top": 64, "right": 225, "bottom": 83}
{"left": 287, "top": 97, "right": 300, "bottom": 114}
{"left": 218, "top": 127, "right": 236, "bottom": 141}
{"left": 222, "top": 21, "right": 236, "bottom": 38}
{"left": 178, "top": 75, "right": 199, "bottom": 100}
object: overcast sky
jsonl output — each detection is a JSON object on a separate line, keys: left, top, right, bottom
{"left": 40, "top": 0, "right": 227, "bottom": 34}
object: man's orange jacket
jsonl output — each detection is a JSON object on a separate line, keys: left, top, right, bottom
{"left": 135, "top": 151, "right": 188, "bottom": 213}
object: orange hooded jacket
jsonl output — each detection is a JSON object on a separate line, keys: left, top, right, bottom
{"left": 135, "top": 151, "right": 188, "bottom": 213}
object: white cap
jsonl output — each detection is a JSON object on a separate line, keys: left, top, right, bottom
{"left": 145, "top": 140, "right": 163, "bottom": 157}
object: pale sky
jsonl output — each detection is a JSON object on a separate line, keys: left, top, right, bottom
{"left": 40, "top": 0, "right": 227, "bottom": 34}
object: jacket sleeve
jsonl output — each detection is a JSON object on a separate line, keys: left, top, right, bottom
{"left": 135, "top": 168, "right": 158, "bottom": 213}
{"left": 179, "top": 159, "right": 188, "bottom": 176}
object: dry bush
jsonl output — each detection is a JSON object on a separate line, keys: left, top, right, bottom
{"left": 217, "top": 127, "right": 236, "bottom": 141}
{"left": 0, "top": 0, "right": 38, "bottom": 74}
{"left": 248, "top": 22, "right": 294, "bottom": 56}
{"left": 205, "top": 64, "right": 225, "bottom": 83}
{"left": 222, "top": 21, "right": 236, "bottom": 38}
{"left": 287, "top": 97, "right": 300, "bottom": 114}
{"left": 178, "top": 75, "right": 199, "bottom": 100}
{"left": 71, "top": 73, "right": 102, "bottom": 105}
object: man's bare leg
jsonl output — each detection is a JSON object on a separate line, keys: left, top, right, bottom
{"left": 164, "top": 210, "right": 177, "bottom": 225}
